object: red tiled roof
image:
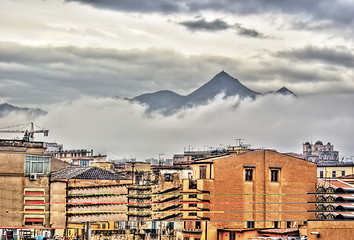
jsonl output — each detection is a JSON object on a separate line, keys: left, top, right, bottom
{"left": 322, "top": 179, "right": 354, "bottom": 189}
{"left": 340, "top": 174, "right": 354, "bottom": 179}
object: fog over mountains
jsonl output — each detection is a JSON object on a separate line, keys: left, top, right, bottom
{"left": 0, "top": 103, "right": 46, "bottom": 119}
{"left": 132, "top": 71, "right": 295, "bottom": 114}
{"left": 0, "top": 71, "right": 294, "bottom": 119}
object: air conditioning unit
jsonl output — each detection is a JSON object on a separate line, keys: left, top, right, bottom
{"left": 29, "top": 174, "right": 37, "bottom": 181}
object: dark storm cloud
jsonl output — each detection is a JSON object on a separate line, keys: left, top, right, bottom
{"left": 179, "top": 18, "right": 267, "bottom": 38}
{"left": 234, "top": 24, "right": 266, "bottom": 38}
{"left": 1, "top": 42, "right": 353, "bottom": 105}
{"left": 179, "top": 18, "right": 231, "bottom": 32}
{"left": 277, "top": 46, "right": 354, "bottom": 68}
{"left": 0, "top": 41, "right": 240, "bottom": 104}
{"left": 66, "top": 0, "right": 182, "bottom": 13}
{"left": 67, "top": 0, "right": 354, "bottom": 28}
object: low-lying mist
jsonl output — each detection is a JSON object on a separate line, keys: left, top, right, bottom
{"left": 1, "top": 93, "right": 353, "bottom": 160}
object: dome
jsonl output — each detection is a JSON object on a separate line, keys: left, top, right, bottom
{"left": 327, "top": 142, "right": 331, "bottom": 145}
{"left": 315, "top": 141, "right": 323, "bottom": 145}
{"left": 304, "top": 142, "right": 310, "bottom": 145}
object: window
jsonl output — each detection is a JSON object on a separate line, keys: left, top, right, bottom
{"left": 168, "top": 222, "right": 174, "bottom": 231}
{"left": 274, "top": 221, "right": 278, "bottom": 228}
{"left": 287, "top": 221, "right": 292, "bottom": 228}
{"left": 25, "top": 155, "right": 50, "bottom": 175}
{"left": 247, "top": 221, "right": 254, "bottom": 228}
{"left": 319, "top": 171, "right": 323, "bottom": 178}
{"left": 245, "top": 169, "right": 253, "bottom": 181}
{"left": 24, "top": 197, "right": 45, "bottom": 205}
{"left": 271, "top": 170, "right": 279, "bottom": 182}
{"left": 24, "top": 206, "right": 45, "bottom": 213}
{"left": 101, "top": 222, "right": 107, "bottom": 229}
{"left": 230, "top": 232, "right": 236, "bottom": 240}
{"left": 332, "top": 171, "right": 336, "bottom": 178}
{"left": 152, "top": 221, "right": 156, "bottom": 231}
{"left": 130, "top": 221, "right": 135, "bottom": 229}
{"left": 189, "top": 204, "right": 197, "bottom": 207}
{"left": 114, "top": 221, "right": 119, "bottom": 229}
{"left": 24, "top": 215, "right": 45, "bottom": 226}
{"left": 24, "top": 188, "right": 45, "bottom": 196}
{"left": 165, "top": 174, "right": 172, "bottom": 181}
{"left": 118, "top": 221, "right": 125, "bottom": 229}
{"left": 31, "top": 162, "right": 43, "bottom": 174}
{"left": 195, "top": 221, "right": 201, "bottom": 229}
{"left": 189, "top": 179, "right": 197, "bottom": 189}
{"left": 184, "top": 238, "right": 189, "bottom": 240}
{"left": 188, "top": 212, "right": 197, "bottom": 216}
{"left": 80, "top": 160, "right": 89, "bottom": 167}
{"left": 342, "top": 171, "right": 345, "bottom": 176}
{"left": 200, "top": 166, "right": 206, "bottom": 179}
{"left": 189, "top": 194, "right": 197, "bottom": 198}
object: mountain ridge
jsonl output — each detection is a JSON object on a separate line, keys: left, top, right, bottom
{"left": 132, "top": 71, "right": 296, "bottom": 114}
{"left": 0, "top": 103, "right": 47, "bottom": 118}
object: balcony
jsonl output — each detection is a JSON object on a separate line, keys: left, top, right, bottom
{"left": 127, "top": 212, "right": 152, "bottom": 217}
{"left": 128, "top": 185, "right": 152, "bottom": 190}
{"left": 182, "top": 179, "right": 210, "bottom": 194}
{"left": 181, "top": 229, "right": 202, "bottom": 234}
{"left": 127, "top": 195, "right": 152, "bottom": 200}
{"left": 128, "top": 204, "right": 152, "bottom": 209}
{"left": 154, "top": 195, "right": 181, "bottom": 203}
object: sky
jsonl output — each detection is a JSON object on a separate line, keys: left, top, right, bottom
{"left": 0, "top": 0, "right": 353, "bottom": 160}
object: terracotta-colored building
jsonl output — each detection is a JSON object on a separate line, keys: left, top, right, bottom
{"left": 181, "top": 150, "right": 317, "bottom": 240}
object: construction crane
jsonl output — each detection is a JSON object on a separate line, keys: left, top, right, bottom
{"left": 0, "top": 122, "right": 49, "bottom": 142}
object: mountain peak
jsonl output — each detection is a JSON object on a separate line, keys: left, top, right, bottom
{"left": 130, "top": 71, "right": 297, "bottom": 115}
{"left": 215, "top": 70, "right": 230, "bottom": 77}
{"left": 276, "top": 87, "right": 297, "bottom": 96}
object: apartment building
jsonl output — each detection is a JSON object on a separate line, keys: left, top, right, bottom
{"left": 180, "top": 150, "right": 317, "bottom": 240}
{"left": 148, "top": 166, "right": 192, "bottom": 240}
{"left": 303, "top": 178, "right": 354, "bottom": 239}
{"left": 0, "top": 140, "right": 51, "bottom": 230}
{"left": 317, "top": 162, "right": 354, "bottom": 178}
{"left": 46, "top": 148, "right": 107, "bottom": 167}
{"left": 50, "top": 166, "right": 129, "bottom": 238}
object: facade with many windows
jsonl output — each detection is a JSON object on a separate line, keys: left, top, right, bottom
{"left": 181, "top": 150, "right": 317, "bottom": 240}
{"left": 317, "top": 162, "right": 354, "bottom": 178}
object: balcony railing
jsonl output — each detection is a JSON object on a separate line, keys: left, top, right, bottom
{"left": 181, "top": 229, "right": 202, "bottom": 234}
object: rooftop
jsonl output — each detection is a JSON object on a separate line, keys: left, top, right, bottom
{"left": 0, "top": 139, "right": 45, "bottom": 148}
{"left": 51, "top": 166, "right": 120, "bottom": 180}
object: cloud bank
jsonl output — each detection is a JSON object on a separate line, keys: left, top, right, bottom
{"left": 1, "top": 42, "right": 353, "bottom": 105}
{"left": 1, "top": 93, "right": 353, "bottom": 160}
{"left": 67, "top": 0, "right": 354, "bottom": 28}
